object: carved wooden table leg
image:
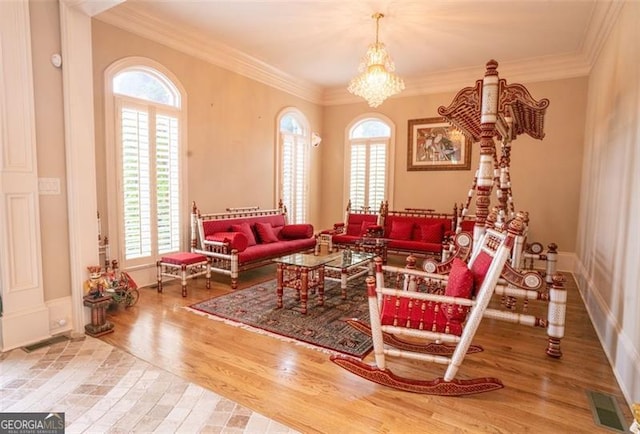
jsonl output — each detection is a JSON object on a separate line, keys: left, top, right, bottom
{"left": 340, "top": 268, "right": 348, "bottom": 299}
{"left": 317, "top": 266, "right": 325, "bottom": 306}
{"left": 276, "top": 263, "right": 284, "bottom": 309}
{"left": 300, "top": 267, "right": 309, "bottom": 314}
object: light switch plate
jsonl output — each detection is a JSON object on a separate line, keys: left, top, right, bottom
{"left": 38, "top": 177, "right": 61, "bottom": 195}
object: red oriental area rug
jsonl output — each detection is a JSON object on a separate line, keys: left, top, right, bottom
{"left": 185, "top": 277, "right": 373, "bottom": 358}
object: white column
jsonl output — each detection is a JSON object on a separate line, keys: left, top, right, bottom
{"left": 59, "top": 0, "right": 102, "bottom": 337}
{"left": 0, "top": 1, "right": 50, "bottom": 350}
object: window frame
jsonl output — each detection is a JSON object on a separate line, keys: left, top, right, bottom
{"left": 104, "top": 57, "right": 188, "bottom": 272}
{"left": 275, "top": 107, "right": 311, "bottom": 224}
{"left": 344, "top": 114, "right": 396, "bottom": 211}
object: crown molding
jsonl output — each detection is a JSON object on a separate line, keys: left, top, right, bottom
{"left": 96, "top": 1, "right": 621, "bottom": 107}
{"left": 580, "top": 0, "right": 624, "bottom": 67}
{"left": 322, "top": 53, "right": 592, "bottom": 106}
{"left": 62, "top": 0, "right": 125, "bottom": 17}
{"left": 95, "top": 4, "right": 324, "bottom": 104}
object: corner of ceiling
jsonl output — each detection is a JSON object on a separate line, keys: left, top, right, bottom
{"left": 95, "top": 4, "right": 324, "bottom": 104}
{"left": 580, "top": 0, "right": 625, "bottom": 68}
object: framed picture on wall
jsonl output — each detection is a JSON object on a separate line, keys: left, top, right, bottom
{"left": 407, "top": 117, "right": 471, "bottom": 171}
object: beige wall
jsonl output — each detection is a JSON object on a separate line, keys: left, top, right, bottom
{"left": 91, "top": 19, "right": 324, "bottom": 246}
{"left": 30, "top": 0, "right": 71, "bottom": 301}
{"left": 320, "top": 76, "right": 587, "bottom": 253}
{"left": 20, "top": 0, "right": 637, "bottom": 406}
{"left": 576, "top": 1, "right": 639, "bottom": 404}
{"left": 28, "top": 7, "right": 588, "bottom": 297}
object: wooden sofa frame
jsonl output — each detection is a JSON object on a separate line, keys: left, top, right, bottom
{"left": 190, "top": 201, "right": 315, "bottom": 289}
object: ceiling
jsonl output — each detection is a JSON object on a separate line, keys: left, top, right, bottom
{"left": 96, "top": 0, "right": 620, "bottom": 105}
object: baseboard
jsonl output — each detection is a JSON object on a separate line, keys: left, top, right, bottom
{"left": 46, "top": 296, "right": 73, "bottom": 335}
{"left": 575, "top": 259, "right": 640, "bottom": 407}
{"left": 556, "top": 251, "right": 577, "bottom": 273}
{"left": 0, "top": 305, "right": 50, "bottom": 351}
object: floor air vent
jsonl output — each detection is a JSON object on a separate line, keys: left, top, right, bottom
{"left": 22, "top": 335, "right": 69, "bottom": 353}
{"left": 587, "top": 390, "right": 629, "bottom": 432}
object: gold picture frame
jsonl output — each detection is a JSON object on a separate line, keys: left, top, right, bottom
{"left": 407, "top": 117, "right": 471, "bottom": 171}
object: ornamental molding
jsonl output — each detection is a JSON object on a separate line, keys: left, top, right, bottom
{"left": 96, "top": 1, "right": 622, "bottom": 107}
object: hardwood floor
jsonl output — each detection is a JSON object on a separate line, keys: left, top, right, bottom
{"left": 101, "top": 263, "right": 632, "bottom": 433}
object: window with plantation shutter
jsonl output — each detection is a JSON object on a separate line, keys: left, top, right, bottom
{"left": 346, "top": 116, "right": 394, "bottom": 211}
{"left": 110, "top": 64, "right": 184, "bottom": 270}
{"left": 277, "top": 109, "right": 310, "bottom": 224}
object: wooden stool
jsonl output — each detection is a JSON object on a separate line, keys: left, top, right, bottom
{"left": 157, "top": 252, "right": 211, "bottom": 297}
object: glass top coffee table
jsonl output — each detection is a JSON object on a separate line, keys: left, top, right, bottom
{"left": 273, "top": 251, "right": 374, "bottom": 314}
{"left": 324, "top": 251, "right": 375, "bottom": 299}
{"left": 274, "top": 252, "right": 343, "bottom": 314}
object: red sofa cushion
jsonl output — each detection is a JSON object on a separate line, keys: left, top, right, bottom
{"left": 331, "top": 234, "right": 361, "bottom": 245}
{"left": 345, "top": 214, "right": 378, "bottom": 236}
{"left": 205, "top": 232, "right": 249, "bottom": 252}
{"left": 443, "top": 258, "right": 474, "bottom": 322}
{"left": 279, "top": 224, "right": 313, "bottom": 240}
{"left": 202, "top": 214, "right": 286, "bottom": 238}
{"left": 418, "top": 222, "right": 445, "bottom": 243}
{"left": 231, "top": 222, "right": 257, "bottom": 246}
{"left": 237, "top": 237, "right": 316, "bottom": 263}
{"left": 255, "top": 222, "right": 279, "bottom": 244}
{"left": 460, "top": 219, "right": 475, "bottom": 233}
{"left": 470, "top": 251, "right": 493, "bottom": 295}
{"left": 387, "top": 239, "right": 442, "bottom": 253}
{"left": 389, "top": 220, "right": 414, "bottom": 240}
{"left": 360, "top": 220, "right": 379, "bottom": 235}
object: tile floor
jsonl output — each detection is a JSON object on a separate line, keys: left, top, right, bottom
{"left": 0, "top": 336, "right": 299, "bottom": 433}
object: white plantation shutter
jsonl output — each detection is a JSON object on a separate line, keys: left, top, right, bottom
{"left": 155, "top": 114, "right": 180, "bottom": 254}
{"left": 294, "top": 135, "right": 307, "bottom": 223}
{"left": 120, "top": 105, "right": 151, "bottom": 260}
{"left": 280, "top": 132, "right": 308, "bottom": 223}
{"left": 368, "top": 142, "right": 387, "bottom": 209}
{"left": 350, "top": 142, "right": 367, "bottom": 210}
{"left": 348, "top": 133, "right": 390, "bottom": 211}
{"left": 281, "top": 134, "right": 294, "bottom": 219}
{"left": 117, "top": 98, "right": 181, "bottom": 267}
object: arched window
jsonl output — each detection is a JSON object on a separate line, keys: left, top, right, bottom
{"left": 346, "top": 115, "right": 395, "bottom": 211}
{"left": 105, "top": 59, "right": 186, "bottom": 271}
{"left": 277, "top": 108, "right": 310, "bottom": 224}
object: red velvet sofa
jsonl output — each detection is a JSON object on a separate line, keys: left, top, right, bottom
{"left": 316, "top": 201, "right": 383, "bottom": 252}
{"left": 319, "top": 201, "right": 457, "bottom": 261}
{"left": 379, "top": 202, "right": 458, "bottom": 260}
{"left": 191, "top": 202, "right": 315, "bottom": 289}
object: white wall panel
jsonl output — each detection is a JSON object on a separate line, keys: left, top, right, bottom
{"left": 0, "top": 0, "right": 49, "bottom": 351}
{"left": 576, "top": 1, "right": 640, "bottom": 405}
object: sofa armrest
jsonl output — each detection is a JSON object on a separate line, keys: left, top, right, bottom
{"left": 363, "top": 225, "right": 384, "bottom": 238}
{"left": 280, "top": 224, "right": 314, "bottom": 240}
{"left": 319, "top": 223, "right": 345, "bottom": 236}
{"left": 333, "top": 222, "right": 345, "bottom": 233}
{"left": 205, "top": 231, "right": 248, "bottom": 252}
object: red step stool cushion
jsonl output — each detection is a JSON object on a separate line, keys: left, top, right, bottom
{"left": 160, "top": 252, "right": 207, "bottom": 266}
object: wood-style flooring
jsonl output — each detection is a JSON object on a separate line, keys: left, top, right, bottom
{"left": 101, "top": 262, "right": 633, "bottom": 433}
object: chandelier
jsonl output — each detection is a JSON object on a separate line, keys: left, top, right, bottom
{"left": 348, "top": 12, "right": 405, "bottom": 108}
